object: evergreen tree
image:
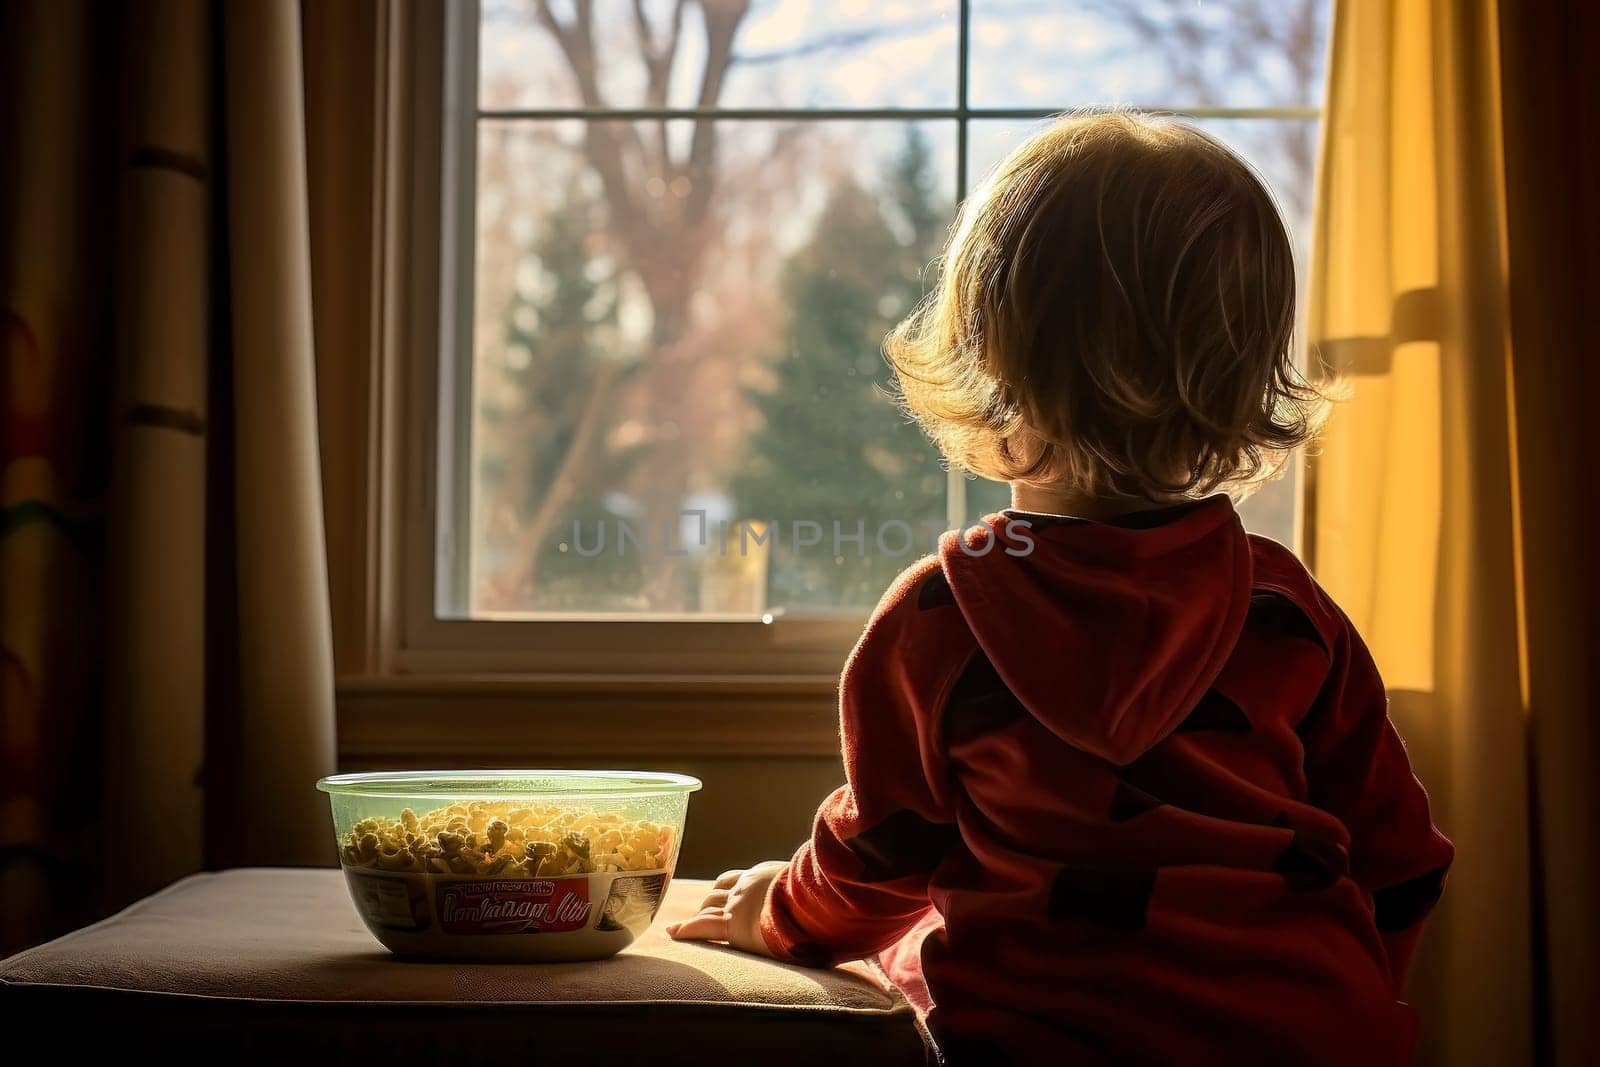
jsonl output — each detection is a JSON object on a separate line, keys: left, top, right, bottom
{"left": 732, "top": 128, "right": 951, "bottom": 608}
{"left": 479, "top": 184, "right": 644, "bottom": 605}
{"left": 885, "top": 123, "right": 945, "bottom": 287}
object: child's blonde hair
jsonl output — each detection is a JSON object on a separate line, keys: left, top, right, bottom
{"left": 886, "top": 111, "right": 1325, "bottom": 499}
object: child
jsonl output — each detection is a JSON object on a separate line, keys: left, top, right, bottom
{"left": 667, "top": 113, "right": 1452, "bottom": 1066}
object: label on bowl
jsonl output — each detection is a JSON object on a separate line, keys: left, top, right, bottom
{"left": 347, "top": 869, "right": 432, "bottom": 932}
{"left": 595, "top": 873, "right": 668, "bottom": 934}
{"left": 436, "top": 878, "right": 593, "bottom": 935}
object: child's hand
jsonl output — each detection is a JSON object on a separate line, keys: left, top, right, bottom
{"left": 665, "top": 860, "right": 788, "bottom": 957}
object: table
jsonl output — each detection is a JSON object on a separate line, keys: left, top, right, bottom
{"left": 0, "top": 867, "right": 927, "bottom": 1064}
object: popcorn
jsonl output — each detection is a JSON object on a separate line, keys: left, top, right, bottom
{"left": 338, "top": 801, "right": 673, "bottom": 876}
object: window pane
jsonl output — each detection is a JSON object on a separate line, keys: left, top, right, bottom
{"left": 964, "top": 476, "right": 1012, "bottom": 522}
{"left": 964, "top": 117, "right": 1319, "bottom": 546}
{"left": 969, "top": 116, "right": 1317, "bottom": 247}
{"left": 969, "top": 0, "right": 1330, "bottom": 109}
{"left": 480, "top": 0, "right": 959, "bottom": 112}
{"left": 467, "top": 119, "right": 957, "bottom": 616}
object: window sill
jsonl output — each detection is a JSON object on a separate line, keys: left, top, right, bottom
{"left": 335, "top": 673, "right": 843, "bottom": 764}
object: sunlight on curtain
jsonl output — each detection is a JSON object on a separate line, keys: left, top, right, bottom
{"left": 1309, "top": 1, "right": 1532, "bottom": 1064}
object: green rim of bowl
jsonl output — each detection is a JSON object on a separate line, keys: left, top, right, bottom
{"left": 316, "top": 769, "right": 703, "bottom": 800}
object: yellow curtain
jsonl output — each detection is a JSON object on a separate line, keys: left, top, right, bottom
{"left": 1310, "top": 0, "right": 1537, "bottom": 1063}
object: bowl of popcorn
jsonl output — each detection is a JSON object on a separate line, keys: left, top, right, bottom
{"left": 318, "top": 770, "right": 701, "bottom": 961}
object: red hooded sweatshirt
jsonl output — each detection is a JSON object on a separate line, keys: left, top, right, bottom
{"left": 760, "top": 497, "right": 1453, "bottom": 1066}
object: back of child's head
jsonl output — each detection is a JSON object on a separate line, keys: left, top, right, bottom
{"left": 887, "top": 111, "right": 1324, "bottom": 500}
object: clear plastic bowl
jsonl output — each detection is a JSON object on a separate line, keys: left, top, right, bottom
{"left": 318, "top": 770, "right": 701, "bottom": 961}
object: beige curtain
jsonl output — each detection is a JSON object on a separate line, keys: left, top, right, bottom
{"left": 1311, "top": 1, "right": 1598, "bottom": 1063}
{"left": 213, "top": 0, "right": 338, "bottom": 875}
{"left": 104, "top": 0, "right": 214, "bottom": 905}
{"left": 2, "top": 0, "right": 336, "bottom": 945}
{"left": 107, "top": 0, "right": 337, "bottom": 899}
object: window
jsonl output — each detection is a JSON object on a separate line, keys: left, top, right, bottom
{"left": 431, "top": 0, "right": 1330, "bottom": 630}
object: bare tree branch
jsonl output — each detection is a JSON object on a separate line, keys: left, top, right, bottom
{"left": 685, "top": 0, "right": 749, "bottom": 225}
{"left": 631, "top": 0, "right": 688, "bottom": 104}
{"left": 496, "top": 360, "right": 624, "bottom": 600}
{"left": 533, "top": 0, "right": 600, "bottom": 103}
{"left": 1077, "top": 0, "right": 1324, "bottom": 221}
{"left": 631, "top": 0, "right": 688, "bottom": 177}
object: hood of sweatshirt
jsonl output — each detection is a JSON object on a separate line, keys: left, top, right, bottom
{"left": 938, "top": 495, "right": 1253, "bottom": 767}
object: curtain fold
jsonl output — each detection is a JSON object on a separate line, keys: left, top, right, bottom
{"left": 1310, "top": 1, "right": 1530, "bottom": 1063}
{"left": 1, "top": 0, "right": 337, "bottom": 947}
{"left": 215, "top": 0, "right": 338, "bottom": 869}
{"left": 105, "top": 0, "right": 212, "bottom": 905}
{"left": 1311, "top": 1, "right": 1597, "bottom": 1063}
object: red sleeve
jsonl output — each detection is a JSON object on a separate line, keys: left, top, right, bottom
{"left": 1300, "top": 609, "right": 1455, "bottom": 992}
{"left": 760, "top": 563, "right": 965, "bottom": 966}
